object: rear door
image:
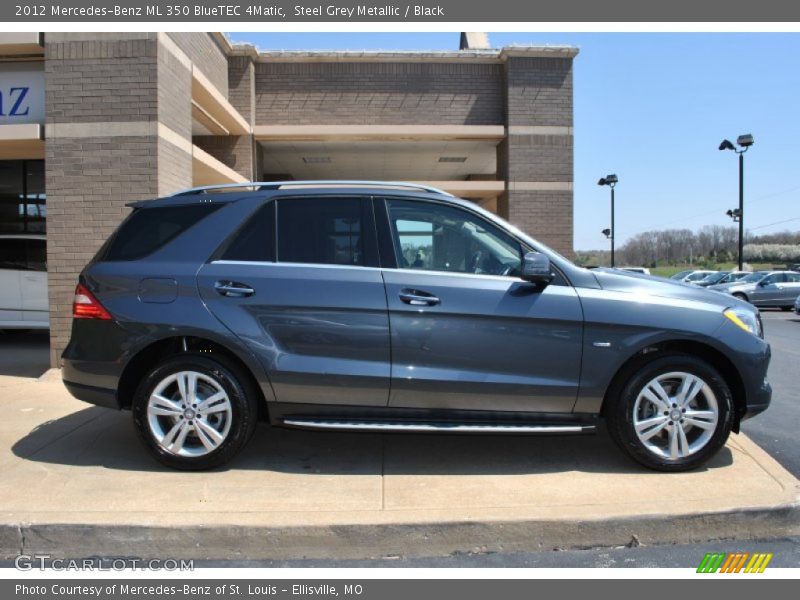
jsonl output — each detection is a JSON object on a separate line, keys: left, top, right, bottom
{"left": 778, "top": 272, "right": 800, "bottom": 304}
{"left": 20, "top": 238, "right": 48, "bottom": 324}
{"left": 197, "top": 196, "right": 391, "bottom": 407}
{"left": 377, "top": 197, "right": 584, "bottom": 414}
{"left": 0, "top": 239, "right": 24, "bottom": 324}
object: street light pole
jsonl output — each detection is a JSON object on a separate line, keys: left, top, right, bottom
{"left": 738, "top": 151, "right": 744, "bottom": 272}
{"left": 598, "top": 174, "right": 618, "bottom": 268}
{"left": 720, "top": 134, "right": 753, "bottom": 272}
{"left": 610, "top": 185, "right": 616, "bottom": 268}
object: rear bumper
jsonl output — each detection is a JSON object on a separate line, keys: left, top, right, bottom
{"left": 63, "top": 378, "right": 120, "bottom": 410}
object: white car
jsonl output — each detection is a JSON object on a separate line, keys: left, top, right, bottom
{"left": 0, "top": 235, "right": 49, "bottom": 330}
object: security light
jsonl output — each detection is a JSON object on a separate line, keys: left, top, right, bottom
{"left": 726, "top": 208, "right": 742, "bottom": 222}
{"left": 302, "top": 157, "right": 332, "bottom": 164}
{"left": 737, "top": 134, "right": 754, "bottom": 148}
{"left": 438, "top": 156, "right": 468, "bottom": 163}
{"left": 598, "top": 174, "right": 618, "bottom": 186}
{"left": 719, "top": 139, "right": 735, "bottom": 151}
{"left": 601, "top": 228, "right": 612, "bottom": 238}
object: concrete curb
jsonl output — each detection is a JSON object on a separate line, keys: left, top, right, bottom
{"left": 3, "top": 504, "right": 799, "bottom": 560}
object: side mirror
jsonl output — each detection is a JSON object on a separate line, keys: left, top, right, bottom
{"left": 758, "top": 280, "right": 768, "bottom": 287}
{"left": 521, "top": 251, "right": 554, "bottom": 285}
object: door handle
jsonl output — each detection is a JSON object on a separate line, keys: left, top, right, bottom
{"left": 214, "top": 281, "right": 255, "bottom": 297}
{"left": 399, "top": 289, "right": 440, "bottom": 306}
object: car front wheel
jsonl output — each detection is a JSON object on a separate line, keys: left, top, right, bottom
{"left": 132, "top": 353, "right": 259, "bottom": 470}
{"left": 607, "top": 354, "right": 734, "bottom": 472}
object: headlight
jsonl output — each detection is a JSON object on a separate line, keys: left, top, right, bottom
{"left": 724, "top": 307, "right": 762, "bottom": 337}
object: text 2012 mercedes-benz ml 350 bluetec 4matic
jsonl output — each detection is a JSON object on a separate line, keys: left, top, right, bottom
{"left": 62, "top": 181, "right": 771, "bottom": 471}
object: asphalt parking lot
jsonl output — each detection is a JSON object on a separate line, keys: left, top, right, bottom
{"left": 741, "top": 309, "right": 800, "bottom": 478}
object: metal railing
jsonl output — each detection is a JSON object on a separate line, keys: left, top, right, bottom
{"left": 170, "top": 180, "right": 454, "bottom": 197}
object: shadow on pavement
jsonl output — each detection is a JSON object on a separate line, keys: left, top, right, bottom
{"left": 12, "top": 406, "right": 734, "bottom": 476}
{"left": 0, "top": 329, "right": 50, "bottom": 378}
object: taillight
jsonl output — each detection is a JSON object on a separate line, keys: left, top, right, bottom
{"left": 72, "top": 284, "right": 112, "bottom": 320}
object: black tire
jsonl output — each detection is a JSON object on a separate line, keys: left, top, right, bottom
{"left": 132, "top": 353, "right": 259, "bottom": 470}
{"left": 732, "top": 292, "right": 748, "bottom": 302}
{"left": 606, "top": 353, "right": 734, "bottom": 472}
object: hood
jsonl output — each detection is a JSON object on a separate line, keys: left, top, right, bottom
{"left": 589, "top": 268, "right": 750, "bottom": 310}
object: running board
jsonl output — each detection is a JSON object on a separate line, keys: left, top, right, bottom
{"left": 282, "top": 418, "right": 596, "bottom": 435}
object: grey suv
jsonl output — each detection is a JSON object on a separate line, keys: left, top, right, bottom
{"left": 62, "top": 181, "right": 771, "bottom": 472}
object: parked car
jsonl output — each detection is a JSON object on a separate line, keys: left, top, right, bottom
{"left": 670, "top": 269, "right": 695, "bottom": 281}
{"left": 708, "top": 271, "right": 768, "bottom": 294}
{"left": 677, "top": 270, "right": 718, "bottom": 284}
{"left": 0, "top": 234, "right": 48, "bottom": 330}
{"left": 694, "top": 271, "right": 749, "bottom": 288}
{"left": 692, "top": 271, "right": 730, "bottom": 287}
{"left": 717, "top": 271, "right": 800, "bottom": 310}
{"left": 715, "top": 271, "right": 750, "bottom": 286}
{"left": 618, "top": 266, "right": 651, "bottom": 275}
{"left": 62, "top": 181, "right": 771, "bottom": 472}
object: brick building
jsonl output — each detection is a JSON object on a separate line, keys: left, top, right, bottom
{"left": 0, "top": 32, "right": 578, "bottom": 365}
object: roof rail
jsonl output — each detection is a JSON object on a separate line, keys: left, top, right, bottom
{"left": 170, "top": 180, "right": 455, "bottom": 197}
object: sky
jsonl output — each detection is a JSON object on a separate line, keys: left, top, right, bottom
{"left": 228, "top": 32, "right": 800, "bottom": 250}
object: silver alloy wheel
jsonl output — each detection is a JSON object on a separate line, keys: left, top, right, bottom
{"left": 146, "top": 371, "right": 233, "bottom": 457}
{"left": 632, "top": 371, "right": 719, "bottom": 461}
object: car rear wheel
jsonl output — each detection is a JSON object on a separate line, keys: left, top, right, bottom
{"left": 132, "top": 353, "right": 259, "bottom": 470}
{"left": 607, "top": 354, "right": 734, "bottom": 472}
{"left": 732, "top": 292, "right": 748, "bottom": 302}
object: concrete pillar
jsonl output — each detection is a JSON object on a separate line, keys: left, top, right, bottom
{"left": 44, "top": 33, "right": 193, "bottom": 365}
{"left": 499, "top": 54, "right": 575, "bottom": 257}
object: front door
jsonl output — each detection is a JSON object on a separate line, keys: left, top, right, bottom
{"left": 198, "top": 196, "right": 391, "bottom": 407}
{"left": 751, "top": 273, "right": 785, "bottom": 305}
{"left": 378, "top": 198, "right": 584, "bottom": 414}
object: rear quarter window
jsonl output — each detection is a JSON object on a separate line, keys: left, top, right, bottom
{"left": 100, "top": 204, "right": 221, "bottom": 261}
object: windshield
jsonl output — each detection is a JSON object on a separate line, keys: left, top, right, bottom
{"left": 671, "top": 270, "right": 693, "bottom": 280}
{"left": 686, "top": 271, "right": 712, "bottom": 281}
{"left": 739, "top": 271, "right": 767, "bottom": 283}
{"left": 701, "top": 272, "right": 727, "bottom": 283}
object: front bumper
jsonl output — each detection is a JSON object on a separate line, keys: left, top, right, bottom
{"left": 740, "top": 377, "right": 772, "bottom": 421}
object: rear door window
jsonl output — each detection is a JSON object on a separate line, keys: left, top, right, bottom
{"left": 219, "top": 202, "right": 275, "bottom": 262}
{"left": 276, "top": 197, "right": 370, "bottom": 266}
{"left": 25, "top": 239, "right": 46, "bottom": 271}
{"left": 0, "top": 238, "right": 26, "bottom": 270}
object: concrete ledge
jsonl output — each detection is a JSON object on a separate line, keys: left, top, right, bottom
{"left": 3, "top": 504, "right": 799, "bottom": 561}
{"left": 254, "top": 125, "right": 506, "bottom": 142}
{"left": 0, "top": 32, "right": 44, "bottom": 56}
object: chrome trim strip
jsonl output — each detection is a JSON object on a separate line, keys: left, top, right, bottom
{"left": 210, "top": 260, "right": 382, "bottom": 272}
{"left": 210, "top": 261, "right": 545, "bottom": 284}
{"left": 283, "top": 419, "right": 593, "bottom": 434}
